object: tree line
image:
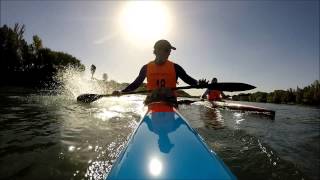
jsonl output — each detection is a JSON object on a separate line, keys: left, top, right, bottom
{"left": 232, "top": 80, "right": 320, "bottom": 105}
{"left": 0, "top": 23, "right": 85, "bottom": 88}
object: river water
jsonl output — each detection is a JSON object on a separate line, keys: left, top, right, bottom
{"left": 0, "top": 87, "right": 319, "bottom": 180}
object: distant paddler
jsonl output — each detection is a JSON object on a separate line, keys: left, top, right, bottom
{"left": 201, "top": 78, "right": 225, "bottom": 102}
{"left": 201, "top": 78, "right": 275, "bottom": 118}
{"left": 112, "top": 39, "right": 208, "bottom": 105}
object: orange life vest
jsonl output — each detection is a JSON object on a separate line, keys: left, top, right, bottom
{"left": 208, "top": 90, "right": 222, "bottom": 101}
{"left": 146, "top": 60, "right": 176, "bottom": 90}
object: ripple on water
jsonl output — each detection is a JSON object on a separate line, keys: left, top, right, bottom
{"left": 1, "top": 91, "right": 318, "bottom": 180}
{"left": 178, "top": 103, "right": 309, "bottom": 180}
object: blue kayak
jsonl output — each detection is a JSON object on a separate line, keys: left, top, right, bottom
{"left": 107, "top": 102, "right": 236, "bottom": 180}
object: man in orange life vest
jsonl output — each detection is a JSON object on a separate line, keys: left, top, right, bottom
{"left": 201, "top": 78, "right": 225, "bottom": 101}
{"left": 112, "top": 39, "right": 207, "bottom": 104}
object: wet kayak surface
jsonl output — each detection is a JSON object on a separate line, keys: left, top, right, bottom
{"left": 107, "top": 106, "right": 236, "bottom": 180}
{"left": 0, "top": 89, "right": 319, "bottom": 180}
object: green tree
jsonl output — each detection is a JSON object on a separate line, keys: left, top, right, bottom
{"left": 32, "top": 35, "right": 43, "bottom": 56}
{"left": 312, "top": 80, "right": 320, "bottom": 104}
{"left": 255, "top": 92, "right": 267, "bottom": 102}
{"left": 287, "top": 88, "right": 296, "bottom": 103}
{"left": 273, "top": 90, "right": 286, "bottom": 104}
{"left": 13, "top": 23, "right": 25, "bottom": 42}
{"left": 248, "top": 93, "right": 256, "bottom": 102}
{"left": 0, "top": 24, "right": 85, "bottom": 87}
{"left": 90, "top": 64, "right": 96, "bottom": 79}
{"left": 13, "top": 23, "right": 26, "bottom": 61}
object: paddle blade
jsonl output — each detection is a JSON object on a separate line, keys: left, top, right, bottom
{"left": 77, "top": 94, "right": 103, "bottom": 103}
{"left": 210, "top": 83, "right": 256, "bottom": 92}
{"left": 177, "top": 100, "right": 198, "bottom": 105}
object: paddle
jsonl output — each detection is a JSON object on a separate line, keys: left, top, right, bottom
{"left": 76, "top": 82, "right": 255, "bottom": 103}
{"left": 177, "top": 99, "right": 199, "bottom": 105}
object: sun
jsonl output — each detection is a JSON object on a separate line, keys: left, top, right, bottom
{"left": 119, "top": 1, "right": 172, "bottom": 47}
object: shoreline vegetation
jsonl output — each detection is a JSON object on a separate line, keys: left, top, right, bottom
{"left": 232, "top": 80, "right": 320, "bottom": 106}
{"left": 0, "top": 24, "right": 85, "bottom": 88}
{"left": 1, "top": 24, "right": 319, "bottom": 105}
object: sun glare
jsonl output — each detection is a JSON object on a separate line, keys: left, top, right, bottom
{"left": 119, "top": 1, "right": 172, "bottom": 47}
{"left": 149, "top": 157, "right": 163, "bottom": 176}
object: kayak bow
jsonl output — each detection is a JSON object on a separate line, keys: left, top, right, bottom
{"left": 211, "top": 101, "right": 275, "bottom": 118}
{"left": 107, "top": 102, "right": 236, "bottom": 180}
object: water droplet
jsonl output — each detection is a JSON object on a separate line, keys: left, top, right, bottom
{"left": 68, "top": 146, "right": 75, "bottom": 152}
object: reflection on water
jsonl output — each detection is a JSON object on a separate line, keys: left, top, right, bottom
{"left": 201, "top": 105, "right": 225, "bottom": 129}
{"left": 145, "top": 112, "right": 182, "bottom": 153}
{"left": 179, "top": 102, "right": 225, "bottom": 129}
{"left": 232, "top": 112, "right": 245, "bottom": 129}
{"left": 0, "top": 88, "right": 319, "bottom": 180}
{"left": 148, "top": 157, "right": 163, "bottom": 176}
{"left": 94, "top": 109, "right": 124, "bottom": 122}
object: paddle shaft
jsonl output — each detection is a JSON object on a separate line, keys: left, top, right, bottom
{"left": 103, "top": 85, "right": 206, "bottom": 97}
{"left": 77, "top": 82, "right": 255, "bottom": 103}
{"left": 113, "top": 82, "right": 255, "bottom": 96}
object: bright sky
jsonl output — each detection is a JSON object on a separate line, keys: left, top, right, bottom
{"left": 1, "top": 1, "right": 319, "bottom": 95}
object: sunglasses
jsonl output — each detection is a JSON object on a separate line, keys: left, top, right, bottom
{"left": 159, "top": 48, "right": 171, "bottom": 53}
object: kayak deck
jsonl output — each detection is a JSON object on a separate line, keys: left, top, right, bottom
{"left": 107, "top": 103, "right": 236, "bottom": 180}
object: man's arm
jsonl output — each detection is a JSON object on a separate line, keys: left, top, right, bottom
{"left": 221, "top": 91, "right": 226, "bottom": 99}
{"left": 121, "top": 65, "right": 147, "bottom": 92}
{"left": 201, "top": 89, "right": 209, "bottom": 99}
{"left": 174, "top": 63, "right": 198, "bottom": 86}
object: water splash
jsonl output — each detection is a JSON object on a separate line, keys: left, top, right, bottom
{"left": 54, "top": 67, "right": 113, "bottom": 99}
{"left": 84, "top": 127, "right": 137, "bottom": 180}
{"left": 233, "top": 112, "right": 245, "bottom": 127}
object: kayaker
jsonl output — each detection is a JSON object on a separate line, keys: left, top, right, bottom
{"left": 201, "top": 78, "right": 225, "bottom": 101}
{"left": 112, "top": 39, "right": 207, "bottom": 104}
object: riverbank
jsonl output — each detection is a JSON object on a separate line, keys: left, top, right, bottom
{"left": 231, "top": 80, "right": 320, "bottom": 106}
